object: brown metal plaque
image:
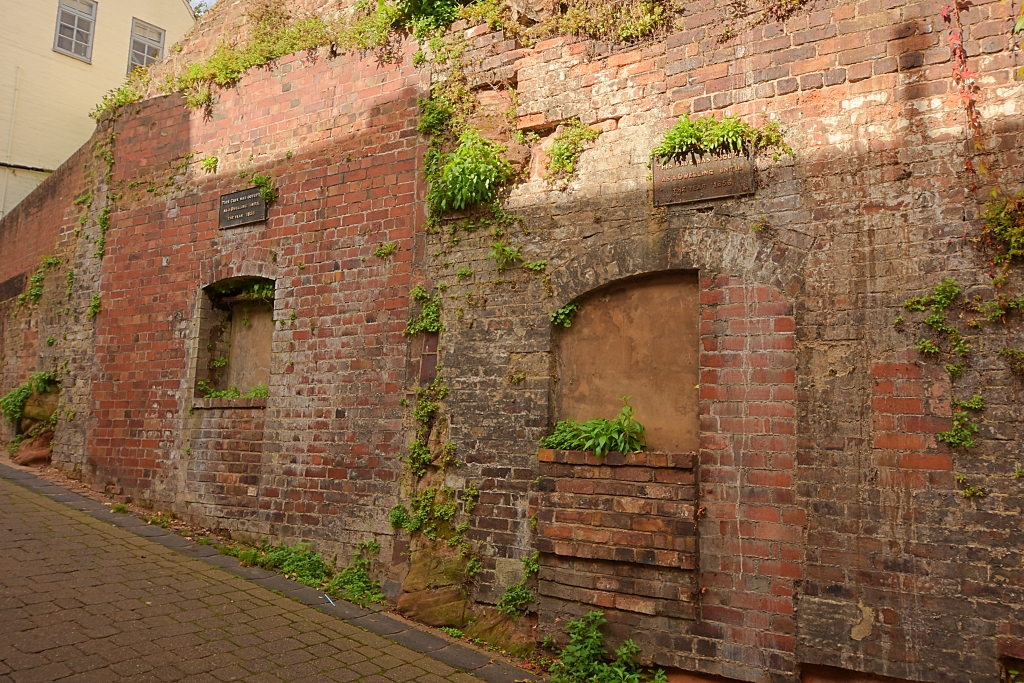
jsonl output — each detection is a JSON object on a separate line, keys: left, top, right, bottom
{"left": 219, "top": 188, "right": 266, "bottom": 228}
{"left": 653, "top": 154, "right": 754, "bottom": 206}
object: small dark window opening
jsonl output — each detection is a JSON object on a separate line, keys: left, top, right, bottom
{"left": 195, "top": 277, "right": 275, "bottom": 399}
{"left": 419, "top": 332, "right": 439, "bottom": 385}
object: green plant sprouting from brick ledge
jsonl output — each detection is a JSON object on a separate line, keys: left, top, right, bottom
{"left": 0, "top": 371, "right": 60, "bottom": 426}
{"left": 545, "top": 118, "right": 601, "bottom": 189}
{"left": 405, "top": 285, "right": 444, "bottom": 335}
{"left": 651, "top": 113, "right": 794, "bottom": 165}
{"left": 540, "top": 397, "right": 647, "bottom": 457}
{"left": 496, "top": 551, "right": 539, "bottom": 617}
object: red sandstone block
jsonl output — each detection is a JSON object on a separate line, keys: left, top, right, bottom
{"left": 517, "top": 113, "right": 545, "bottom": 129}
{"left": 898, "top": 453, "right": 952, "bottom": 471}
{"left": 900, "top": 415, "right": 949, "bottom": 433}
{"left": 873, "top": 432, "right": 927, "bottom": 450}
{"left": 871, "top": 397, "right": 923, "bottom": 414}
{"left": 872, "top": 362, "right": 922, "bottom": 379}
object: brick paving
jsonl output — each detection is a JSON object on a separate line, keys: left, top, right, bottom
{"left": 0, "top": 475, "right": 515, "bottom": 683}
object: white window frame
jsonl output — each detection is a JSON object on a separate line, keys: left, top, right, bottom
{"left": 127, "top": 18, "right": 166, "bottom": 74}
{"left": 53, "top": 0, "right": 97, "bottom": 64}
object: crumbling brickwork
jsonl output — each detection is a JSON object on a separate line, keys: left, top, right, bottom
{"left": 1, "top": 0, "right": 1024, "bottom": 680}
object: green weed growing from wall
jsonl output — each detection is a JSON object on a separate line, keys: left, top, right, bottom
{"left": 426, "top": 129, "right": 514, "bottom": 221}
{"left": 405, "top": 285, "right": 444, "bottom": 335}
{"left": 0, "top": 371, "right": 59, "bottom": 426}
{"left": 16, "top": 256, "right": 62, "bottom": 308}
{"left": 549, "top": 611, "right": 667, "bottom": 683}
{"left": 550, "top": 302, "right": 580, "bottom": 328}
{"left": 545, "top": 119, "right": 600, "bottom": 188}
{"left": 651, "top": 114, "right": 793, "bottom": 165}
{"left": 541, "top": 397, "right": 646, "bottom": 457}
{"left": 87, "top": 294, "right": 102, "bottom": 320}
{"left": 496, "top": 551, "right": 539, "bottom": 616}
{"left": 375, "top": 242, "right": 398, "bottom": 259}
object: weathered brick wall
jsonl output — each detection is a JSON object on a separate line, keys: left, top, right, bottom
{"left": 89, "top": 49, "right": 426, "bottom": 567}
{"left": 429, "top": 0, "right": 1024, "bottom": 679}
{"left": 535, "top": 449, "right": 700, "bottom": 657}
{"left": 0, "top": 138, "right": 102, "bottom": 469}
{"left": 2, "top": 0, "right": 1024, "bottom": 680}
{"left": 185, "top": 399, "right": 267, "bottom": 521}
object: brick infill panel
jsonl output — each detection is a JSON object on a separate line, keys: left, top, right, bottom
{"left": 535, "top": 449, "right": 699, "bottom": 616}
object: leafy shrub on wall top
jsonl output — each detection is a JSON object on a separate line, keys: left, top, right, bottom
{"left": 426, "top": 129, "right": 514, "bottom": 221}
{"left": 459, "top": 0, "right": 683, "bottom": 47}
{"left": 90, "top": 67, "right": 150, "bottom": 121}
{"left": 651, "top": 113, "right": 794, "bottom": 165}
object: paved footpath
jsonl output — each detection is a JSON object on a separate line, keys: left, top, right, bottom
{"left": 0, "top": 470, "right": 531, "bottom": 683}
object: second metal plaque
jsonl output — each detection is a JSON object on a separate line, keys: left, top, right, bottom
{"left": 653, "top": 154, "right": 754, "bottom": 206}
{"left": 219, "top": 188, "right": 267, "bottom": 228}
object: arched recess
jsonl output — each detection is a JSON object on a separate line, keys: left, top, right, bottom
{"left": 183, "top": 275, "right": 275, "bottom": 522}
{"left": 553, "top": 270, "right": 700, "bottom": 451}
{"left": 195, "top": 276, "right": 275, "bottom": 398}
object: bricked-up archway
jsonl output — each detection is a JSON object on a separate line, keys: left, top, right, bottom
{"left": 181, "top": 276, "right": 276, "bottom": 521}
{"left": 534, "top": 266, "right": 799, "bottom": 676}
{"left": 538, "top": 270, "right": 702, "bottom": 651}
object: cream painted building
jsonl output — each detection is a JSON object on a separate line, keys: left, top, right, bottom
{"left": 0, "top": 0, "right": 196, "bottom": 217}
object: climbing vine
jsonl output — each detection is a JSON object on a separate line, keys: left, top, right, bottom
{"left": 942, "top": 0, "right": 981, "bottom": 146}
{"left": 16, "top": 256, "right": 62, "bottom": 308}
{"left": 898, "top": 175, "right": 1024, "bottom": 497}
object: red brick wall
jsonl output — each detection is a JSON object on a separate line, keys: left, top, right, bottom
{"left": 82, "top": 48, "right": 427, "bottom": 553}
{"left": 2, "top": 0, "right": 1024, "bottom": 679}
{"left": 185, "top": 399, "right": 266, "bottom": 522}
{"left": 696, "top": 277, "right": 799, "bottom": 679}
{"left": 0, "top": 145, "right": 89, "bottom": 288}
